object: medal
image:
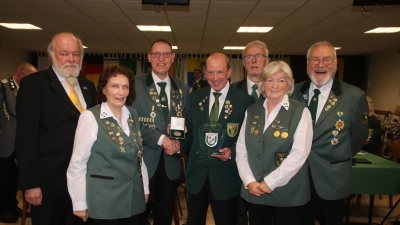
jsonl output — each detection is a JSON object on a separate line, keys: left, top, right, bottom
{"left": 150, "top": 105, "right": 156, "bottom": 118}
{"left": 254, "top": 130, "right": 259, "bottom": 135}
{"left": 274, "top": 130, "right": 280, "bottom": 137}
{"left": 281, "top": 131, "right": 288, "bottom": 139}
{"left": 331, "top": 130, "right": 339, "bottom": 145}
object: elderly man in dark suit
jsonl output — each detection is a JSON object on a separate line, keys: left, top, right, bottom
{"left": 232, "top": 40, "right": 269, "bottom": 102}
{"left": 16, "top": 32, "right": 96, "bottom": 225}
{"left": 183, "top": 53, "right": 255, "bottom": 225}
{"left": 0, "top": 62, "right": 37, "bottom": 223}
{"left": 131, "top": 39, "right": 189, "bottom": 225}
{"left": 291, "top": 41, "right": 369, "bottom": 225}
{"left": 192, "top": 68, "right": 208, "bottom": 91}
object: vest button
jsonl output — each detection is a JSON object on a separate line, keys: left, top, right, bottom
{"left": 130, "top": 144, "right": 134, "bottom": 147}
{"left": 130, "top": 161, "right": 133, "bottom": 164}
{"left": 258, "top": 173, "right": 261, "bottom": 176}
{"left": 129, "top": 180, "right": 132, "bottom": 183}
{"left": 258, "top": 156, "right": 261, "bottom": 159}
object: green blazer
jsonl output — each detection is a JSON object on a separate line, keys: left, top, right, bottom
{"left": 130, "top": 73, "right": 189, "bottom": 180}
{"left": 291, "top": 78, "right": 369, "bottom": 200}
{"left": 184, "top": 85, "right": 255, "bottom": 200}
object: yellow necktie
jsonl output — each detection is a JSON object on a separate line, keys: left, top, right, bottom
{"left": 69, "top": 85, "right": 84, "bottom": 113}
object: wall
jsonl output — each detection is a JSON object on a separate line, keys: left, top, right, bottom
{"left": 366, "top": 50, "right": 400, "bottom": 112}
{"left": 0, "top": 46, "right": 34, "bottom": 80}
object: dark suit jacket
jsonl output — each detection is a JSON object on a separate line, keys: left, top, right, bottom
{"left": 291, "top": 78, "right": 368, "bottom": 200}
{"left": 232, "top": 78, "right": 264, "bottom": 102}
{"left": 130, "top": 73, "right": 189, "bottom": 180}
{"left": 16, "top": 67, "right": 96, "bottom": 198}
{"left": 0, "top": 77, "right": 18, "bottom": 158}
{"left": 192, "top": 79, "right": 208, "bottom": 91}
{"left": 183, "top": 85, "right": 255, "bottom": 200}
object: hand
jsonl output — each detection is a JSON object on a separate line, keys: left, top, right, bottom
{"left": 162, "top": 136, "right": 174, "bottom": 154}
{"left": 25, "top": 188, "right": 42, "bottom": 205}
{"left": 172, "top": 140, "right": 181, "bottom": 154}
{"left": 73, "top": 210, "right": 89, "bottom": 222}
{"left": 211, "top": 147, "right": 231, "bottom": 162}
{"left": 258, "top": 180, "right": 272, "bottom": 194}
{"left": 145, "top": 194, "right": 149, "bottom": 203}
{"left": 247, "top": 181, "right": 265, "bottom": 196}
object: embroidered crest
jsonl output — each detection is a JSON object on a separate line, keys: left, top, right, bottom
{"left": 205, "top": 132, "right": 218, "bottom": 147}
{"left": 275, "top": 152, "right": 288, "bottom": 166}
{"left": 227, "top": 123, "right": 239, "bottom": 137}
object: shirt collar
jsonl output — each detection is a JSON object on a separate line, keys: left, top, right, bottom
{"left": 152, "top": 72, "right": 171, "bottom": 86}
{"left": 246, "top": 77, "right": 257, "bottom": 90}
{"left": 310, "top": 78, "right": 333, "bottom": 98}
{"left": 99, "top": 102, "right": 130, "bottom": 122}
{"left": 210, "top": 81, "right": 230, "bottom": 97}
{"left": 263, "top": 94, "right": 290, "bottom": 111}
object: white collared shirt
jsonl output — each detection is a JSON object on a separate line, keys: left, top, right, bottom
{"left": 236, "top": 95, "right": 313, "bottom": 191}
{"left": 246, "top": 77, "right": 259, "bottom": 97}
{"left": 152, "top": 72, "right": 171, "bottom": 111}
{"left": 208, "top": 82, "right": 230, "bottom": 117}
{"left": 308, "top": 79, "right": 333, "bottom": 122}
{"left": 53, "top": 67, "right": 87, "bottom": 110}
{"left": 67, "top": 102, "right": 149, "bottom": 211}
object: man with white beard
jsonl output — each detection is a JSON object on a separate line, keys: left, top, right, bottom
{"left": 16, "top": 32, "right": 97, "bottom": 225}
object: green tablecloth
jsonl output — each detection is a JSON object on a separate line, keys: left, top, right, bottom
{"left": 351, "top": 151, "right": 400, "bottom": 195}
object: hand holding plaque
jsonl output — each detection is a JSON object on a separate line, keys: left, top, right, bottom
{"left": 198, "top": 123, "right": 225, "bottom": 155}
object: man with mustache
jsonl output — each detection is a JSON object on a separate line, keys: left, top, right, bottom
{"left": 291, "top": 41, "right": 368, "bottom": 225}
{"left": 16, "top": 32, "right": 96, "bottom": 225}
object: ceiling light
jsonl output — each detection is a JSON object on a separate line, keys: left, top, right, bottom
{"left": 365, "top": 27, "right": 400, "bottom": 33}
{"left": 137, "top": 25, "right": 171, "bottom": 32}
{"left": 237, "top": 27, "right": 273, "bottom": 33}
{"left": 334, "top": 47, "right": 341, "bottom": 50}
{"left": 172, "top": 46, "right": 178, "bottom": 49}
{"left": 223, "top": 46, "right": 245, "bottom": 50}
{"left": 0, "top": 23, "right": 42, "bottom": 30}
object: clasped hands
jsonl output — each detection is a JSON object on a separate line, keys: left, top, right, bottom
{"left": 162, "top": 136, "right": 180, "bottom": 156}
{"left": 247, "top": 180, "right": 272, "bottom": 196}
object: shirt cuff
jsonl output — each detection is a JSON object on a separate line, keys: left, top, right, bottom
{"left": 157, "top": 134, "right": 166, "bottom": 146}
{"left": 72, "top": 201, "right": 88, "bottom": 211}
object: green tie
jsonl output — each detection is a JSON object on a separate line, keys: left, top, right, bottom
{"left": 308, "top": 89, "right": 321, "bottom": 126}
{"left": 210, "top": 92, "right": 222, "bottom": 126}
{"left": 157, "top": 82, "right": 169, "bottom": 119}
{"left": 251, "top": 84, "right": 258, "bottom": 102}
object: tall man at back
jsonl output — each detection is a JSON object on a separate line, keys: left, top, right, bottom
{"left": 16, "top": 32, "right": 97, "bottom": 225}
{"left": 232, "top": 40, "right": 269, "bottom": 102}
{"left": 291, "top": 41, "right": 368, "bottom": 225}
{"left": 183, "top": 53, "right": 255, "bottom": 225}
{"left": 131, "top": 39, "right": 189, "bottom": 225}
{"left": 0, "top": 62, "right": 37, "bottom": 223}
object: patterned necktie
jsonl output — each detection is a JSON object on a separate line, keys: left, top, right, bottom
{"left": 210, "top": 92, "right": 222, "bottom": 126}
{"left": 251, "top": 84, "right": 258, "bottom": 102}
{"left": 68, "top": 84, "right": 84, "bottom": 113}
{"left": 308, "top": 89, "right": 321, "bottom": 126}
{"left": 157, "top": 82, "right": 169, "bottom": 119}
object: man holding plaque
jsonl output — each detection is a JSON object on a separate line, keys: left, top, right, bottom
{"left": 291, "top": 41, "right": 369, "bottom": 225}
{"left": 130, "top": 39, "right": 189, "bottom": 225}
{"left": 183, "top": 53, "right": 255, "bottom": 225}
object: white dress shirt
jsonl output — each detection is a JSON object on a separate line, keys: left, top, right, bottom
{"left": 246, "top": 77, "right": 259, "bottom": 97}
{"left": 236, "top": 95, "right": 313, "bottom": 191}
{"left": 67, "top": 102, "right": 149, "bottom": 211}
{"left": 308, "top": 79, "right": 333, "bottom": 122}
{"left": 208, "top": 82, "right": 230, "bottom": 117}
{"left": 53, "top": 68, "right": 87, "bottom": 110}
{"left": 152, "top": 72, "right": 171, "bottom": 146}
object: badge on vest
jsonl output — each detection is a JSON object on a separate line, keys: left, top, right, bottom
{"left": 276, "top": 152, "right": 288, "bottom": 166}
{"left": 227, "top": 123, "right": 239, "bottom": 137}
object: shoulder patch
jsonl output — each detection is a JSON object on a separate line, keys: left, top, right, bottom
{"left": 1, "top": 79, "right": 8, "bottom": 84}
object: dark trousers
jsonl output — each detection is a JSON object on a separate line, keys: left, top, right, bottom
{"left": 187, "top": 175, "right": 238, "bottom": 225}
{"left": 247, "top": 201, "right": 309, "bottom": 225}
{"left": 141, "top": 153, "right": 178, "bottom": 225}
{"left": 91, "top": 214, "right": 141, "bottom": 225}
{"left": 31, "top": 195, "right": 85, "bottom": 225}
{"left": 0, "top": 151, "right": 18, "bottom": 211}
{"left": 304, "top": 168, "right": 346, "bottom": 225}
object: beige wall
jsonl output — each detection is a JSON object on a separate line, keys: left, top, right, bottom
{"left": 0, "top": 46, "right": 32, "bottom": 80}
{"left": 366, "top": 50, "right": 400, "bottom": 112}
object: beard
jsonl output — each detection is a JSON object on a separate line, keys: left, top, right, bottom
{"left": 307, "top": 67, "right": 336, "bottom": 88}
{"left": 53, "top": 61, "right": 81, "bottom": 79}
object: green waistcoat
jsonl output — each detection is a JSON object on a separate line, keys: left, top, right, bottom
{"left": 241, "top": 99, "right": 310, "bottom": 206}
{"left": 86, "top": 105, "right": 145, "bottom": 219}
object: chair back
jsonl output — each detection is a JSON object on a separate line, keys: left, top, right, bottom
{"left": 391, "top": 140, "right": 400, "bottom": 163}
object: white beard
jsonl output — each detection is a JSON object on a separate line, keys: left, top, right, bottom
{"left": 53, "top": 62, "right": 81, "bottom": 79}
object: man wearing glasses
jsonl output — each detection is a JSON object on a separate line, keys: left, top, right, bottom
{"left": 232, "top": 40, "right": 269, "bottom": 103}
{"left": 131, "top": 39, "right": 189, "bottom": 225}
{"left": 291, "top": 41, "right": 368, "bottom": 225}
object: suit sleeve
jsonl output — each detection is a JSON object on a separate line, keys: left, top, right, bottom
{"left": 351, "top": 91, "right": 369, "bottom": 155}
{"left": 16, "top": 77, "right": 41, "bottom": 190}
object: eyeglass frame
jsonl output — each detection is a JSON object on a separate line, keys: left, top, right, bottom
{"left": 149, "top": 52, "right": 174, "bottom": 58}
{"left": 308, "top": 57, "right": 336, "bottom": 65}
{"left": 244, "top": 54, "right": 268, "bottom": 61}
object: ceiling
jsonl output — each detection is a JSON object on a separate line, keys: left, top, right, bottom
{"left": 0, "top": 0, "right": 400, "bottom": 55}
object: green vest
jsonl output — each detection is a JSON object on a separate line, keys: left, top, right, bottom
{"left": 86, "top": 105, "right": 146, "bottom": 219}
{"left": 241, "top": 99, "right": 310, "bottom": 206}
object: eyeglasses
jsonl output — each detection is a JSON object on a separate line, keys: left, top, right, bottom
{"left": 308, "top": 57, "right": 335, "bottom": 65}
{"left": 149, "top": 52, "right": 173, "bottom": 58}
{"left": 244, "top": 54, "right": 267, "bottom": 61}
